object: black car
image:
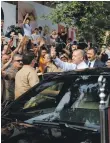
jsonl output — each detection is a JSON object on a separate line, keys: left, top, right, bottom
{"left": 1, "top": 68, "right": 110, "bottom": 143}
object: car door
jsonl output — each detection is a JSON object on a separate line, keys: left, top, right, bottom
{"left": 6, "top": 79, "right": 66, "bottom": 121}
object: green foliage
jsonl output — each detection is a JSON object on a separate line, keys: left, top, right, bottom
{"left": 45, "top": 1, "right": 110, "bottom": 45}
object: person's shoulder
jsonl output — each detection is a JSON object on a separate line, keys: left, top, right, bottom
{"left": 96, "top": 59, "right": 104, "bottom": 64}
{"left": 16, "top": 68, "right": 23, "bottom": 76}
{"left": 50, "top": 63, "right": 57, "bottom": 69}
{"left": 27, "top": 66, "right": 36, "bottom": 72}
{"left": 95, "top": 59, "right": 105, "bottom": 66}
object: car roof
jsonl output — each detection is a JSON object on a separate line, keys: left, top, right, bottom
{"left": 43, "top": 68, "right": 110, "bottom": 79}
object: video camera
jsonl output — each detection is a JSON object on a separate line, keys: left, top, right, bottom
{"left": 5, "top": 25, "right": 23, "bottom": 38}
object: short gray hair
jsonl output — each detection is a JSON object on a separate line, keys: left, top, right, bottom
{"left": 13, "top": 54, "right": 23, "bottom": 60}
{"left": 74, "top": 49, "right": 85, "bottom": 58}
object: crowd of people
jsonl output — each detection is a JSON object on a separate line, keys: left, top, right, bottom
{"left": 1, "top": 14, "right": 110, "bottom": 106}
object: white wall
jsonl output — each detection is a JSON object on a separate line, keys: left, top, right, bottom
{"left": 1, "top": 2, "right": 16, "bottom": 34}
{"left": 18, "top": 1, "right": 58, "bottom": 33}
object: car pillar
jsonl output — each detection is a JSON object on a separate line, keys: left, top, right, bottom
{"left": 98, "top": 75, "right": 107, "bottom": 143}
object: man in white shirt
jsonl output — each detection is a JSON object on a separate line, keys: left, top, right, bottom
{"left": 51, "top": 48, "right": 88, "bottom": 71}
{"left": 86, "top": 48, "right": 105, "bottom": 68}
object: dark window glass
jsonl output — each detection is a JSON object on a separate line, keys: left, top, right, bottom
{"left": 59, "top": 75, "right": 110, "bottom": 128}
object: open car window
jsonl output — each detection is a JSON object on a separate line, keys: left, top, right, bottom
{"left": 10, "top": 80, "right": 65, "bottom": 113}
{"left": 23, "top": 82, "right": 64, "bottom": 110}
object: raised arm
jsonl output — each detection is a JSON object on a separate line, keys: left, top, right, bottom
{"left": 51, "top": 47, "right": 76, "bottom": 71}
{"left": 23, "top": 13, "right": 29, "bottom": 25}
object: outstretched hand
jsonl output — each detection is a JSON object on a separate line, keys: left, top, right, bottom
{"left": 50, "top": 47, "right": 57, "bottom": 59}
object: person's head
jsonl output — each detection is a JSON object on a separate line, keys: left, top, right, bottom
{"left": 72, "top": 49, "right": 85, "bottom": 65}
{"left": 12, "top": 54, "right": 23, "bottom": 69}
{"left": 25, "top": 18, "right": 30, "bottom": 24}
{"left": 44, "top": 54, "right": 52, "bottom": 64}
{"left": 41, "top": 48, "right": 47, "bottom": 57}
{"left": 34, "top": 28, "right": 39, "bottom": 34}
{"left": 67, "top": 38, "right": 72, "bottom": 44}
{"left": 10, "top": 30, "right": 15, "bottom": 38}
{"left": 72, "top": 44, "right": 77, "bottom": 52}
{"left": 3, "top": 44, "right": 8, "bottom": 51}
{"left": 2, "top": 44, "right": 11, "bottom": 55}
{"left": 61, "top": 28, "right": 65, "bottom": 33}
{"left": 106, "top": 59, "right": 110, "bottom": 68}
{"left": 87, "top": 48, "right": 97, "bottom": 61}
{"left": 52, "top": 30, "right": 57, "bottom": 35}
{"left": 22, "top": 52, "right": 34, "bottom": 65}
{"left": 100, "top": 47, "right": 105, "bottom": 54}
{"left": 2, "top": 54, "right": 10, "bottom": 64}
{"left": 38, "top": 26, "right": 42, "bottom": 33}
{"left": 60, "top": 54, "right": 68, "bottom": 62}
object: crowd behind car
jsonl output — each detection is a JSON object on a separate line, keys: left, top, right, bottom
{"left": 1, "top": 14, "right": 110, "bottom": 106}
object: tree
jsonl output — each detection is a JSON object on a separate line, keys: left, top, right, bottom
{"left": 46, "top": 1, "right": 110, "bottom": 46}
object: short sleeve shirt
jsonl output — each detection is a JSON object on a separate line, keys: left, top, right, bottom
{"left": 23, "top": 24, "right": 32, "bottom": 37}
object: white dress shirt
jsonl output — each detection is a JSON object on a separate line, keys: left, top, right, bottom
{"left": 53, "top": 58, "right": 88, "bottom": 71}
{"left": 88, "top": 60, "right": 96, "bottom": 68}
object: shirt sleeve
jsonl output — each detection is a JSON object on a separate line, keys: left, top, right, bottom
{"left": 28, "top": 70, "right": 39, "bottom": 87}
{"left": 53, "top": 58, "right": 76, "bottom": 71}
{"left": 4, "top": 69, "right": 16, "bottom": 80}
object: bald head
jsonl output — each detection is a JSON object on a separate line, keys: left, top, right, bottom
{"left": 72, "top": 49, "right": 85, "bottom": 65}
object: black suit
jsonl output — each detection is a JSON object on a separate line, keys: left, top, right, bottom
{"left": 86, "top": 59, "right": 105, "bottom": 68}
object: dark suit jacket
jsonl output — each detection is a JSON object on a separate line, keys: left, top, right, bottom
{"left": 86, "top": 59, "right": 105, "bottom": 68}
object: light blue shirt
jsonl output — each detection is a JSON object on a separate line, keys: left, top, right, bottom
{"left": 31, "top": 33, "right": 40, "bottom": 44}
{"left": 23, "top": 24, "right": 32, "bottom": 37}
{"left": 53, "top": 58, "right": 88, "bottom": 71}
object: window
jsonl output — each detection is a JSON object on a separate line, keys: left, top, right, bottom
{"left": 10, "top": 80, "right": 64, "bottom": 114}
{"left": 59, "top": 75, "right": 110, "bottom": 128}
{"left": 23, "top": 82, "right": 64, "bottom": 110}
{"left": 59, "top": 76, "right": 102, "bottom": 127}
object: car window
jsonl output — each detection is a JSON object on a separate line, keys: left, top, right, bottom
{"left": 10, "top": 80, "right": 64, "bottom": 114}
{"left": 59, "top": 75, "right": 110, "bottom": 128}
{"left": 21, "top": 81, "right": 64, "bottom": 110}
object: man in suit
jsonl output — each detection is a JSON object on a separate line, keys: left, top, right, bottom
{"left": 86, "top": 48, "right": 105, "bottom": 68}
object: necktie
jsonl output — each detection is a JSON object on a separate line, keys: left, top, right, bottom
{"left": 88, "top": 62, "right": 91, "bottom": 67}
